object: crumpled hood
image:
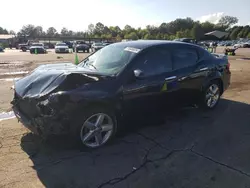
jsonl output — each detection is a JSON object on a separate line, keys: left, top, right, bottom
{"left": 15, "top": 63, "right": 104, "bottom": 98}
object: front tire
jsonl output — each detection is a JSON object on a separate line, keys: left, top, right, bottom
{"left": 200, "top": 81, "right": 221, "bottom": 110}
{"left": 72, "top": 107, "right": 117, "bottom": 149}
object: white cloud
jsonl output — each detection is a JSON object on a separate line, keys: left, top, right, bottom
{"left": 198, "top": 12, "right": 225, "bottom": 24}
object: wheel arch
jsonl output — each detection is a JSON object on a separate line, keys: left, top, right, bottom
{"left": 201, "top": 75, "right": 224, "bottom": 95}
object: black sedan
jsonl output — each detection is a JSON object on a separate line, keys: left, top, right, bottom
{"left": 73, "top": 43, "right": 90, "bottom": 53}
{"left": 30, "top": 43, "right": 47, "bottom": 54}
{"left": 91, "top": 42, "right": 107, "bottom": 52}
{"left": 12, "top": 40, "right": 231, "bottom": 148}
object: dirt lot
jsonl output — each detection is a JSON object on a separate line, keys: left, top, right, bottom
{"left": 0, "top": 47, "right": 250, "bottom": 188}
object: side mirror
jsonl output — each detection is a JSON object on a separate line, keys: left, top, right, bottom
{"left": 133, "top": 69, "right": 144, "bottom": 79}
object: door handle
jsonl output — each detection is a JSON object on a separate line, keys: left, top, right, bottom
{"left": 199, "top": 67, "right": 208, "bottom": 71}
{"left": 165, "top": 76, "right": 177, "bottom": 81}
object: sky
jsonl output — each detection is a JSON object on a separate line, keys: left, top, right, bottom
{"left": 1, "top": 0, "right": 250, "bottom": 32}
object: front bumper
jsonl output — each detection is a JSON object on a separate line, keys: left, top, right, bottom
{"left": 30, "top": 48, "right": 46, "bottom": 53}
{"left": 76, "top": 47, "right": 89, "bottom": 51}
{"left": 55, "top": 48, "right": 69, "bottom": 53}
{"left": 12, "top": 97, "right": 70, "bottom": 137}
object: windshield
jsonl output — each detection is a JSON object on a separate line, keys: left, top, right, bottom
{"left": 56, "top": 43, "right": 67, "bottom": 46}
{"left": 78, "top": 44, "right": 137, "bottom": 75}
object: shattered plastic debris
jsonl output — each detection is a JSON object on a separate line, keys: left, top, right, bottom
{"left": 0, "top": 111, "right": 15, "bottom": 121}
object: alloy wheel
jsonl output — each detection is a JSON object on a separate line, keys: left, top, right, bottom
{"left": 80, "top": 113, "right": 114, "bottom": 148}
{"left": 205, "top": 84, "right": 220, "bottom": 108}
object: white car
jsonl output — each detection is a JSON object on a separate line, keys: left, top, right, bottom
{"left": 234, "top": 43, "right": 244, "bottom": 48}
{"left": 55, "top": 43, "right": 70, "bottom": 53}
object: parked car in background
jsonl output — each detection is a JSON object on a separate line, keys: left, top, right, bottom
{"left": 55, "top": 43, "right": 70, "bottom": 53}
{"left": 63, "top": 41, "right": 74, "bottom": 48}
{"left": 43, "top": 42, "right": 55, "bottom": 49}
{"left": 174, "top": 38, "right": 196, "bottom": 44}
{"left": 243, "top": 42, "right": 250, "bottom": 48}
{"left": 19, "top": 40, "right": 39, "bottom": 52}
{"left": 12, "top": 40, "right": 231, "bottom": 149}
{"left": 73, "top": 42, "right": 90, "bottom": 53}
{"left": 0, "top": 46, "right": 4, "bottom": 52}
{"left": 234, "top": 43, "right": 244, "bottom": 48}
{"left": 91, "top": 42, "right": 107, "bottom": 51}
{"left": 29, "top": 43, "right": 47, "bottom": 54}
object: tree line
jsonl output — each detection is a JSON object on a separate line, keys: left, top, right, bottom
{"left": 0, "top": 15, "right": 250, "bottom": 40}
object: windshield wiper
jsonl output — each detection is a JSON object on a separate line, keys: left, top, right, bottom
{"left": 87, "top": 63, "right": 97, "bottom": 70}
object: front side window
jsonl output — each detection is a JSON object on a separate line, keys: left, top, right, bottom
{"left": 172, "top": 48, "right": 198, "bottom": 70}
{"left": 132, "top": 47, "right": 172, "bottom": 77}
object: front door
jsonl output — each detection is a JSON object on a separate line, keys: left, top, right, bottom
{"left": 122, "top": 46, "right": 176, "bottom": 120}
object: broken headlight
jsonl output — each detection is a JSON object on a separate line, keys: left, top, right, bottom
{"left": 37, "top": 99, "right": 55, "bottom": 116}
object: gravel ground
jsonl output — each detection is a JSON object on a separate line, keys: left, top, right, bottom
{"left": 0, "top": 47, "right": 250, "bottom": 188}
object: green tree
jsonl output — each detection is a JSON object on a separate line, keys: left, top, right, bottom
{"left": 144, "top": 33, "right": 154, "bottom": 39}
{"left": 88, "top": 24, "right": 95, "bottom": 35}
{"left": 9, "top": 30, "right": 16, "bottom": 35}
{"left": 18, "top": 24, "right": 36, "bottom": 37}
{"left": 201, "top": 22, "right": 215, "bottom": 33}
{"left": 60, "top": 27, "right": 69, "bottom": 36}
{"left": 124, "top": 32, "right": 138, "bottom": 40}
{"left": 123, "top": 25, "right": 135, "bottom": 36}
{"left": 191, "top": 24, "right": 204, "bottom": 40}
{"left": 34, "top": 26, "right": 44, "bottom": 37}
{"left": 218, "top": 15, "right": 238, "bottom": 28}
{"left": 46, "top": 27, "right": 57, "bottom": 37}
{"left": 116, "top": 35, "right": 122, "bottom": 41}
{"left": 229, "top": 27, "right": 242, "bottom": 39}
{"left": 0, "top": 27, "right": 8, "bottom": 34}
{"left": 241, "top": 26, "right": 250, "bottom": 38}
{"left": 95, "top": 22, "right": 105, "bottom": 36}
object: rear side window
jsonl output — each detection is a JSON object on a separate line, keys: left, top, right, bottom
{"left": 172, "top": 48, "right": 198, "bottom": 70}
{"left": 133, "top": 47, "right": 172, "bottom": 77}
{"left": 197, "top": 47, "right": 214, "bottom": 61}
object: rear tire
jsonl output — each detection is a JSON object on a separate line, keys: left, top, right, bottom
{"left": 199, "top": 80, "right": 221, "bottom": 110}
{"left": 71, "top": 107, "right": 118, "bottom": 149}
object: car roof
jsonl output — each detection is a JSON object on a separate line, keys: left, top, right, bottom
{"left": 111, "top": 40, "right": 198, "bottom": 50}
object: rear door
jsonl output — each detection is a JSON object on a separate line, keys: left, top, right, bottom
{"left": 122, "top": 46, "right": 175, "bottom": 118}
{"left": 169, "top": 45, "right": 204, "bottom": 106}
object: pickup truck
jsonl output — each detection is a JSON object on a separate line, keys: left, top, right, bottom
{"left": 18, "top": 40, "right": 38, "bottom": 52}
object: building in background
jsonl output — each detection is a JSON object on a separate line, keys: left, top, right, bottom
{"left": 0, "top": 34, "right": 16, "bottom": 48}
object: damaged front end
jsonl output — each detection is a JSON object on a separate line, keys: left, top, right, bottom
{"left": 12, "top": 90, "right": 76, "bottom": 137}
{"left": 11, "top": 63, "right": 105, "bottom": 137}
